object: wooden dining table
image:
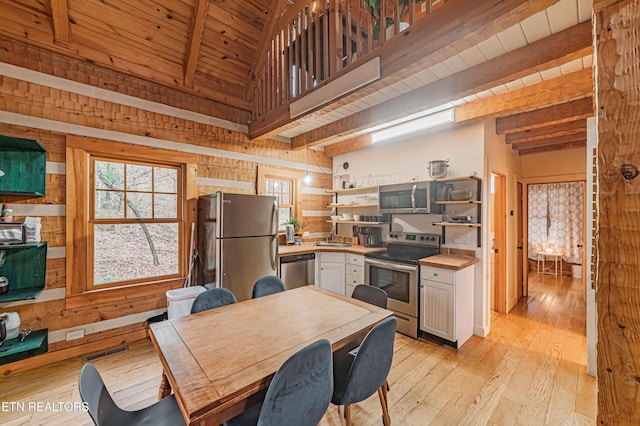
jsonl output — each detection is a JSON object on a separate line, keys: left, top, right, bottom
{"left": 149, "top": 285, "right": 393, "bottom": 426}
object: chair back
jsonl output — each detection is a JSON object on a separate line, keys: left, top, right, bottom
{"left": 191, "top": 287, "right": 238, "bottom": 313}
{"left": 352, "top": 284, "right": 387, "bottom": 309}
{"left": 78, "top": 363, "right": 123, "bottom": 425}
{"left": 252, "top": 276, "right": 286, "bottom": 298}
{"left": 257, "top": 339, "right": 333, "bottom": 426}
{"left": 335, "top": 317, "right": 396, "bottom": 404}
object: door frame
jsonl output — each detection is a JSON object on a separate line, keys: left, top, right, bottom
{"left": 492, "top": 171, "right": 507, "bottom": 314}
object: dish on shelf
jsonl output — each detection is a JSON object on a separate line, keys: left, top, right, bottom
{"left": 341, "top": 213, "right": 353, "bottom": 220}
{"left": 330, "top": 215, "right": 341, "bottom": 221}
{"left": 449, "top": 190, "right": 474, "bottom": 201}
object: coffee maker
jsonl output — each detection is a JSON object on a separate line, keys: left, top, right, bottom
{"left": 360, "top": 226, "right": 382, "bottom": 247}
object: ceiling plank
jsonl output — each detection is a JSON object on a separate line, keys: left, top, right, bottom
{"left": 496, "top": 97, "right": 594, "bottom": 134}
{"left": 455, "top": 68, "right": 593, "bottom": 123}
{"left": 518, "top": 140, "right": 586, "bottom": 156}
{"left": 245, "top": 0, "right": 287, "bottom": 102}
{"left": 324, "top": 135, "right": 372, "bottom": 157}
{"left": 506, "top": 119, "right": 587, "bottom": 144}
{"left": 288, "top": 21, "right": 592, "bottom": 148}
{"left": 50, "top": 0, "right": 70, "bottom": 45}
{"left": 184, "top": 0, "right": 210, "bottom": 88}
{"left": 511, "top": 131, "right": 587, "bottom": 151}
{"left": 250, "top": 0, "right": 563, "bottom": 140}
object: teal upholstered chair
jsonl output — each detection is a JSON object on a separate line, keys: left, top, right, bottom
{"left": 332, "top": 317, "right": 396, "bottom": 426}
{"left": 252, "top": 276, "right": 286, "bottom": 298}
{"left": 225, "top": 339, "right": 333, "bottom": 426}
{"left": 190, "top": 287, "right": 237, "bottom": 313}
{"left": 79, "top": 363, "right": 186, "bottom": 426}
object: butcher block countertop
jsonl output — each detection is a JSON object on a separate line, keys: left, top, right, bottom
{"left": 419, "top": 254, "right": 479, "bottom": 271}
{"left": 278, "top": 242, "right": 384, "bottom": 256}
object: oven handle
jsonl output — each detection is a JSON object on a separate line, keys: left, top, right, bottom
{"left": 365, "top": 258, "right": 417, "bottom": 272}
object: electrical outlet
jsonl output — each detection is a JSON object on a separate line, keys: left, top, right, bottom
{"left": 421, "top": 2, "right": 426, "bottom": 12}
{"left": 303, "top": 231, "right": 310, "bottom": 237}
{"left": 66, "top": 329, "right": 85, "bottom": 341}
{"left": 453, "top": 233, "right": 469, "bottom": 244}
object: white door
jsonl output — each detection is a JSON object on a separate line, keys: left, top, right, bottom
{"left": 319, "top": 262, "right": 345, "bottom": 295}
{"left": 420, "top": 279, "right": 455, "bottom": 341}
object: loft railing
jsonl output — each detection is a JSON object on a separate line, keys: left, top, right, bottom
{"left": 251, "top": 0, "right": 448, "bottom": 120}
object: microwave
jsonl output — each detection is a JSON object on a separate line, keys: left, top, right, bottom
{"left": 378, "top": 181, "right": 431, "bottom": 214}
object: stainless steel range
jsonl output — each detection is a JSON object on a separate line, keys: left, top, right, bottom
{"left": 365, "top": 231, "right": 440, "bottom": 338}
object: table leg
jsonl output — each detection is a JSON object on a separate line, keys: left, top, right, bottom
{"left": 158, "top": 370, "right": 172, "bottom": 400}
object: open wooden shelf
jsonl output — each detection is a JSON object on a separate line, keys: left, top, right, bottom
{"left": 433, "top": 222, "right": 482, "bottom": 228}
{"left": 325, "top": 185, "right": 378, "bottom": 195}
{"left": 327, "top": 220, "right": 389, "bottom": 225}
{"left": 326, "top": 203, "right": 378, "bottom": 208}
{"left": 431, "top": 175, "right": 481, "bottom": 182}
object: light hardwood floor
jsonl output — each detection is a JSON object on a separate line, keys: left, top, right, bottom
{"left": 0, "top": 273, "right": 595, "bottom": 425}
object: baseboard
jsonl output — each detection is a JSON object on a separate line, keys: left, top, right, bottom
{"left": 1, "top": 329, "right": 149, "bottom": 376}
{"left": 474, "top": 325, "right": 490, "bottom": 337}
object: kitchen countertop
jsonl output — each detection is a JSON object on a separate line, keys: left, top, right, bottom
{"left": 419, "top": 254, "right": 479, "bottom": 271}
{"left": 278, "top": 242, "right": 385, "bottom": 256}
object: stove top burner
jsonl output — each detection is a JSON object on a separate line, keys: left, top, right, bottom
{"left": 365, "top": 231, "right": 441, "bottom": 265}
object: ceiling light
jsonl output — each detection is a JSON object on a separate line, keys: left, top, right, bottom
{"left": 371, "top": 109, "right": 455, "bottom": 144}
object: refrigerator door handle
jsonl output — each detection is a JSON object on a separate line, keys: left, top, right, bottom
{"left": 271, "top": 236, "right": 277, "bottom": 270}
{"left": 272, "top": 200, "right": 278, "bottom": 235}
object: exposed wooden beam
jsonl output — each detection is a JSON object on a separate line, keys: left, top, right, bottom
{"left": 496, "top": 97, "right": 594, "bottom": 134}
{"left": 245, "top": 0, "right": 288, "bottom": 102}
{"left": 518, "top": 140, "right": 585, "bottom": 156}
{"left": 183, "top": 0, "right": 210, "bottom": 88}
{"left": 511, "top": 131, "right": 586, "bottom": 151}
{"left": 324, "top": 135, "right": 372, "bottom": 157}
{"left": 456, "top": 68, "right": 593, "bottom": 123}
{"left": 506, "top": 119, "right": 587, "bottom": 144}
{"left": 50, "top": 0, "right": 70, "bottom": 45}
{"left": 249, "top": 0, "right": 562, "bottom": 140}
{"left": 288, "top": 21, "right": 591, "bottom": 149}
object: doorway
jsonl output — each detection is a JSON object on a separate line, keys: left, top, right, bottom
{"left": 491, "top": 172, "right": 507, "bottom": 314}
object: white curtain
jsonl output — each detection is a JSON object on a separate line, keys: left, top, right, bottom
{"left": 528, "top": 182, "right": 583, "bottom": 264}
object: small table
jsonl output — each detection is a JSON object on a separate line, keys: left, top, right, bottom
{"left": 537, "top": 252, "right": 563, "bottom": 277}
{"left": 149, "top": 285, "right": 392, "bottom": 426}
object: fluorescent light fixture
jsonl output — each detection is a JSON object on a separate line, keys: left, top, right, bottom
{"left": 371, "top": 109, "right": 455, "bottom": 144}
{"left": 290, "top": 57, "right": 381, "bottom": 118}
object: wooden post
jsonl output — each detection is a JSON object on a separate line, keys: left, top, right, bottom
{"left": 594, "top": 0, "right": 640, "bottom": 424}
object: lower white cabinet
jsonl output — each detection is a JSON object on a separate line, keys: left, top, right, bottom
{"left": 316, "top": 252, "right": 346, "bottom": 295}
{"left": 420, "top": 265, "right": 474, "bottom": 348}
{"left": 345, "top": 254, "right": 365, "bottom": 297}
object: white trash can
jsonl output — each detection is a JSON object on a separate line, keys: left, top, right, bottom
{"left": 166, "top": 286, "right": 206, "bottom": 320}
{"left": 571, "top": 265, "right": 582, "bottom": 279}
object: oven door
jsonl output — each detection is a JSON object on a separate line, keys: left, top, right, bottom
{"left": 365, "top": 258, "right": 418, "bottom": 338}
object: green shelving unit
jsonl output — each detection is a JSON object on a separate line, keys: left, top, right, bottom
{"left": 0, "top": 243, "right": 47, "bottom": 302}
{"left": 0, "top": 329, "right": 48, "bottom": 365}
{"left": 0, "top": 135, "right": 47, "bottom": 196}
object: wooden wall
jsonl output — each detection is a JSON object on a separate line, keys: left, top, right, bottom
{"left": 594, "top": 0, "right": 640, "bottom": 423}
{"left": 0, "top": 37, "right": 332, "bottom": 375}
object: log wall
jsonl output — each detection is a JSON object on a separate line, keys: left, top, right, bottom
{"left": 594, "top": 0, "right": 640, "bottom": 423}
{"left": 0, "top": 37, "right": 332, "bottom": 375}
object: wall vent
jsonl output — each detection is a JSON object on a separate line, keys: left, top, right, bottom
{"left": 82, "top": 345, "right": 128, "bottom": 363}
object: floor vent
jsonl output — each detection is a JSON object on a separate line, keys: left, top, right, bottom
{"left": 83, "top": 345, "right": 128, "bottom": 363}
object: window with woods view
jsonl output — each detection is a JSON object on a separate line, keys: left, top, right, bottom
{"left": 90, "top": 158, "right": 182, "bottom": 287}
{"left": 265, "top": 178, "right": 293, "bottom": 230}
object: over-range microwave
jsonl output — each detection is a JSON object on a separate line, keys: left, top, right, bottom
{"left": 378, "top": 181, "right": 431, "bottom": 214}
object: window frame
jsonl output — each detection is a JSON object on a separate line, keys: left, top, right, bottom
{"left": 256, "top": 166, "right": 303, "bottom": 233}
{"left": 65, "top": 136, "right": 198, "bottom": 309}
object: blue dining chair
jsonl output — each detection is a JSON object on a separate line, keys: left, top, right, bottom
{"left": 224, "top": 339, "right": 333, "bottom": 426}
{"left": 79, "top": 363, "right": 186, "bottom": 426}
{"left": 332, "top": 317, "right": 396, "bottom": 426}
{"left": 252, "top": 275, "right": 286, "bottom": 298}
{"left": 190, "top": 287, "right": 237, "bottom": 313}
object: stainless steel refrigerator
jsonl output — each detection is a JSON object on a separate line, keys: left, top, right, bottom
{"left": 197, "top": 192, "right": 278, "bottom": 301}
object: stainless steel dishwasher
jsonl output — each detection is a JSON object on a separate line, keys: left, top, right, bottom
{"left": 279, "top": 253, "right": 315, "bottom": 289}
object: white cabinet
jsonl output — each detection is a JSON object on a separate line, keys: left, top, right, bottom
{"left": 345, "top": 254, "right": 365, "bottom": 297}
{"left": 420, "top": 265, "right": 474, "bottom": 348}
{"left": 316, "top": 252, "right": 346, "bottom": 295}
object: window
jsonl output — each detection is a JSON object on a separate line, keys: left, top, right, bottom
{"left": 66, "top": 136, "right": 197, "bottom": 304}
{"left": 257, "top": 166, "right": 302, "bottom": 231}
{"left": 90, "top": 158, "right": 181, "bottom": 288}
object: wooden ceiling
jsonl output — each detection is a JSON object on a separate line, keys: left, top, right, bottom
{"left": 0, "top": 0, "right": 595, "bottom": 156}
